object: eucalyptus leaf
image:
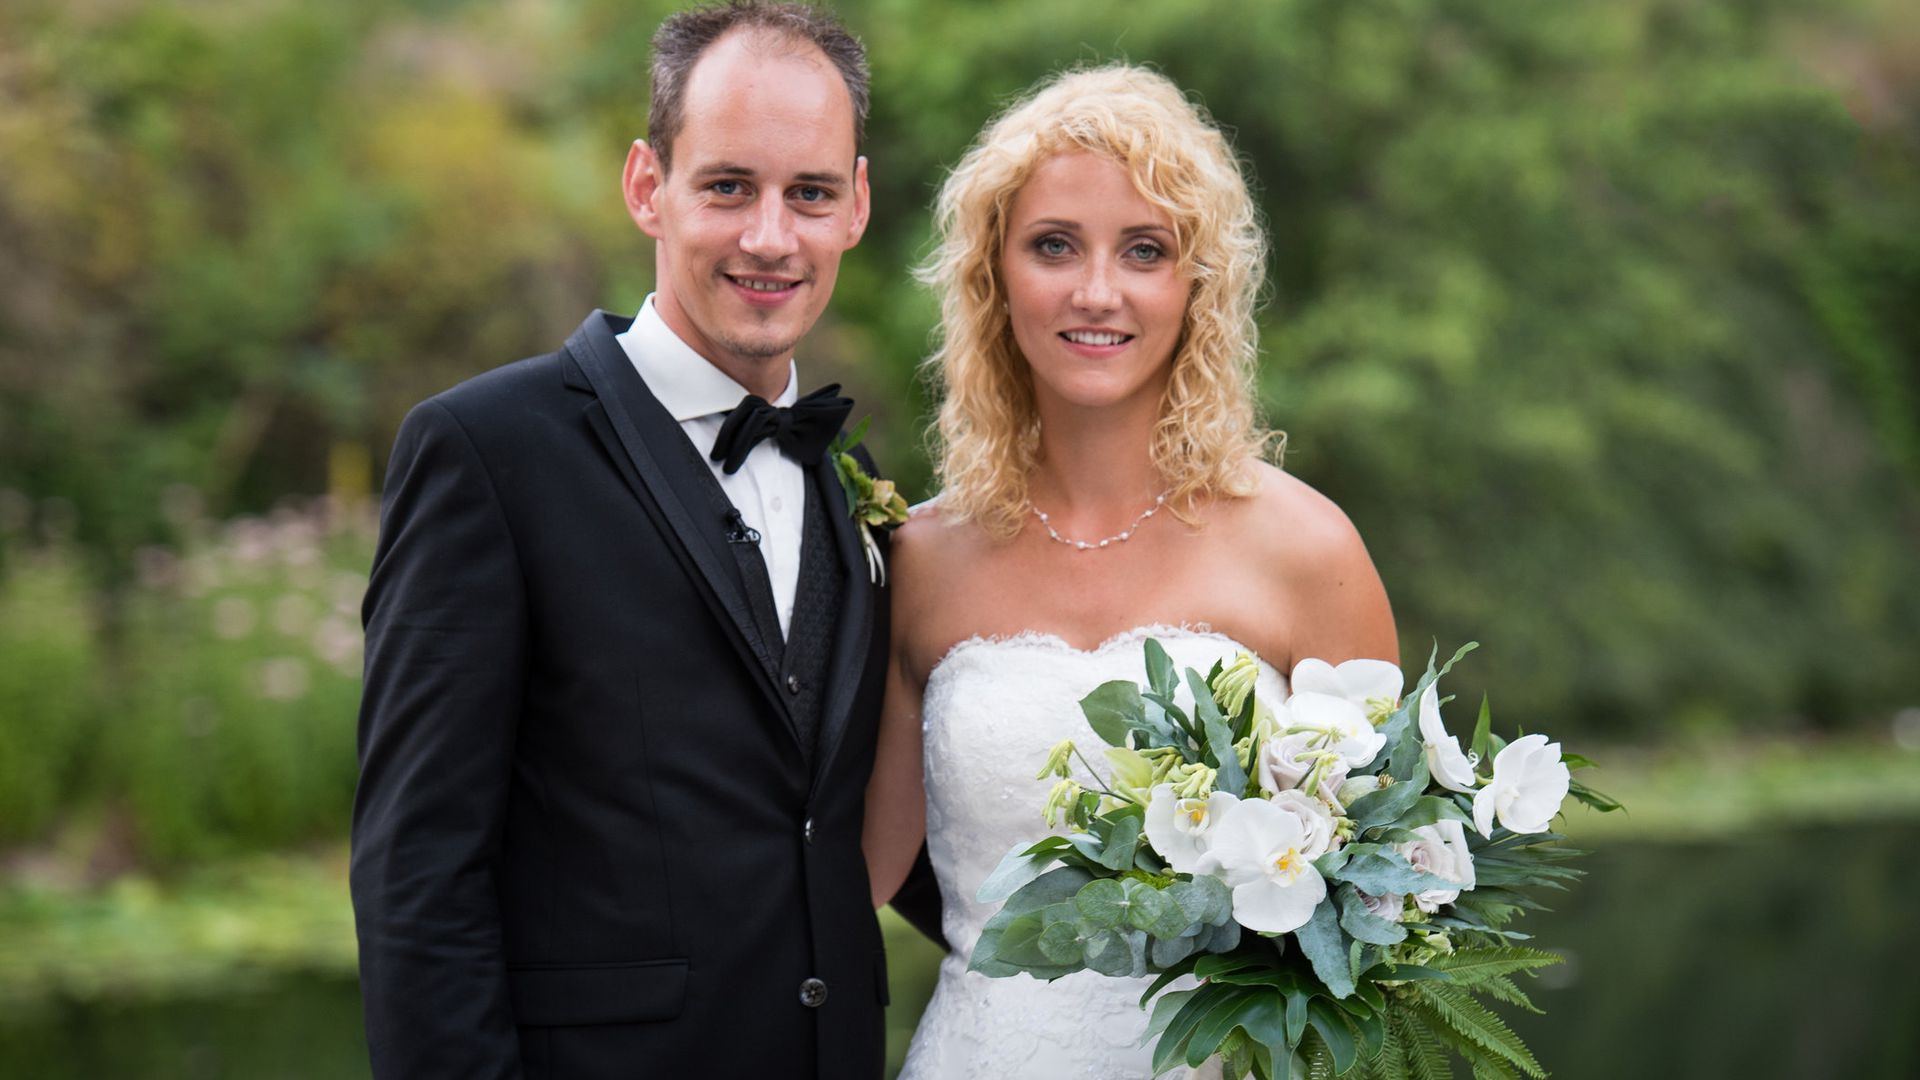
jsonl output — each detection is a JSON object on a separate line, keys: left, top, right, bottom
{"left": 1152, "top": 932, "right": 1202, "bottom": 968}
{"left": 1331, "top": 847, "right": 1461, "bottom": 896}
{"left": 1074, "top": 878, "right": 1128, "bottom": 928}
{"left": 1126, "top": 880, "right": 1189, "bottom": 938}
{"left": 1081, "top": 680, "right": 1148, "bottom": 747}
{"left": 1169, "top": 874, "right": 1234, "bottom": 927}
{"left": 1395, "top": 795, "right": 1475, "bottom": 830}
{"left": 1093, "top": 812, "right": 1143, "bottom": 871}
{"left": 976, "top": 841, "right": 1064, "bottom": 903}
{"left": 1347, "top": 779, "right": 1427, "bottom": 832}
{"left": 1293, "top": 897, "right": 1357, "bottom": 998}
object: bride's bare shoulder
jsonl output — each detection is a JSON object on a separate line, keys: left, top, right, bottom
{"left": 1234, "top": 462, "right": 1369, "bottom": 562}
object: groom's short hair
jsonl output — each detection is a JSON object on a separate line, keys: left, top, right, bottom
{"left": 648, "top": 1, "right": 870, "bottom": 174}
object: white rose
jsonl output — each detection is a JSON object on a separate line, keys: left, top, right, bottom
{"left": 1417, "top": 683, "right": 1478, "bottom": 794}
{"left": 1143, "top": 784, "right": 1239, "bottom": 874}
{"left": 1473, "top": 734, "right": 1571, "bottom": 837}
{"left": 1395, "top": 819, "right": 1477, "bottom": 913}
{"left": 1359, "top": 889, "right": 1405, "bottom": 923}
{"left": 1288, "top": 657, "right": 1404, "bottom": 722}
{"left": 1265, "top": 790, "right": 1338, "bottom": 859}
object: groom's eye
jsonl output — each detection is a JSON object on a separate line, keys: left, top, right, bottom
{"left": 793, "top": 185, "right": 829, "bottom": 203}
{"left": 710, "top": 179, "right": 747, "bottom": 198}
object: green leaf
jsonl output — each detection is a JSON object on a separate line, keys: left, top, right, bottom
{"left": 1336, "top": 883, "right": 1409, "bottom": 945}
{"left": 1331, "top": 846, "right": 1460, "bottom": 897}
{"left": 1189, "top": 668, "right": 1248, "bottom": 796}
{"left": 1189, "top": 987, "right": 1259, "bottom": 1067}
{"left": 1081, "top": 680, "right": 1148, "bottom": 746}
{"left": 1074, "top": 877, "right": 1127, "bottom": 928}
{"left": 1393, "top": 1010, "right": 1453, "bottom": 1080}
{"left": 1170, "top": 874, "right": 1235, "bottom": 927}
{"left": 1394, "top": 796, "right": 1475, "bottom": 831}
{"left": 1568, "top": 779, "right": 1623, "bottom": 813}
{"left": 1560, "top": 752, "right": 1596, "bottom": 770}
{"left": 1092, "top": 810, "right": 1143, "bottom": 871}
{"left": 1154, "top": 983, "right": 1230, "bottom": 1076}
{"left": 1411, "top": 982, "right": 1545, "bottom": 1078}
{"left": 1306, "top": 998, "right": 1358, "bottom": 1074}
{"left": 1126, "top": 880, "right": 1191, "bottom": 938}
{"left": 1294, "top": 896, "right": 1356, "bottom": 998}
{"left": 1143, "top": 986, "right": 1202, "bottom": 1040}
{"left": 1152, "top": 932, "right": 1202, "bottom": 968}
{"left": 1348, "top": 779, "right": 1427, "bottom": 832}
{"left": 1423, "top": 946, "right": 1563, "bottom": 984}
{"left": 1470, "top": 695, "right": 1493, "bottom": 765}
{"left": 976, "top": 841, "right": 1064, "bottom": 903}
{"left": 1145, "top": 638, "right": 1178, "bottom": 699}
{"left": 970, "top": 866, "right": 1094, "bottom": 976}
{"left": 1037, "top": 917, "right": 1089, "bottom": 965}
{"left": 1139, "top": 953, "right": 1204, "bottom": 1009}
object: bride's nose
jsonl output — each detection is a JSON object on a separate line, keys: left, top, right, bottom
{"left": 1071, "top": 257, "right": 1121, "bottom": 313}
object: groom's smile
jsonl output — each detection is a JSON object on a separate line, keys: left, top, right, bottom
{"left": 623, "top": 27, "right": 871, "bottom": 396}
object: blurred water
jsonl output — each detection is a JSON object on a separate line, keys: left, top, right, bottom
{"left": 1, "top": 822, "right": 1914, "bottom": 1078}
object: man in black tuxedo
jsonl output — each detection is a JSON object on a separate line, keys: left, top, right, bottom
{"left": 351, "top": 5, "right": 936, "bottom": 1077}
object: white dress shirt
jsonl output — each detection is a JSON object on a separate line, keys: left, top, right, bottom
{"left": 616, "top": 296, "right": 807, "bottom": 639}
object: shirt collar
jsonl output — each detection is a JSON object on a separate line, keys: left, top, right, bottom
{"left": 614, "top": 294, "right": 798, "bottom": 422}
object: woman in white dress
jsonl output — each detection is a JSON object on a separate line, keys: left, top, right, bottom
{"left": 864, "top": 65, "right": 1400, "bottom": 1079}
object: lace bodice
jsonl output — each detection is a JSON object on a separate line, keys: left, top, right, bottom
{"left": 897, "top": 626, "right": 1287, "bottom": 1080}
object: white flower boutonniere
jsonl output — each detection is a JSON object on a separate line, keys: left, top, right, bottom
{"left": 829, "top": 418, "right": 908, "bottom": 585}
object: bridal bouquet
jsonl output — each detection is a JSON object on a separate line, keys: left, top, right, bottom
{"left": 969, "top": 640, "right": 1619, "bottom": 1080}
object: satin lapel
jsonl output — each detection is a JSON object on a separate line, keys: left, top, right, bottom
{"left": 808, "top": 450, "right": 875, "bottom": 786}
{"left": 564, "top": 312, "right": 796, "bottom": 734}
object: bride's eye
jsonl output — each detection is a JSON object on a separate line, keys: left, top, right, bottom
{"left": 1035, "top": 235, "right": 1072, "bottom": 258}
{"left": 1126, "top": 240, "right": 1166, "bottom": 263}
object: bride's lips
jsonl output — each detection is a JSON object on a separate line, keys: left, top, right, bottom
{"left": 724, "top": 272, "right": 804, "bottom": 308}
{"left": 1058, "top": 326, "right": 1136, "bottom": 358}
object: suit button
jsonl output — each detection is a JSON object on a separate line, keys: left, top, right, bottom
{"left": 786, "top": 674, "right": 802, "bottom": 695}
{"left": 798, "top": 977, "right": 828, "bottom": 1008}
{"left": 803, "top": 817, "right": 815, "bottom": 844}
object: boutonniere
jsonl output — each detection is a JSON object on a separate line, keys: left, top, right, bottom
{"left": 829, "top": 418, "right": 908, "bottom": 585}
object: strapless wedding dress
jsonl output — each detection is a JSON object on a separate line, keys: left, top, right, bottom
{"left": 897, "top": 627, "right": 1288, "bottom": 1080}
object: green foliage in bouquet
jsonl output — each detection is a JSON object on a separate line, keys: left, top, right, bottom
{"left": 970, "top": 640, "right": 1620, "bottom": 1079}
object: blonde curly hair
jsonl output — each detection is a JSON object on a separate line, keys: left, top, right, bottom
{"left": 918, "top": 64, "right": 1276, "bottom": 539}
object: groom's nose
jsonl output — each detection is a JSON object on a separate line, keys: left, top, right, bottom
{"left": 739, "top": 198, "right": 800, "bottom": 260}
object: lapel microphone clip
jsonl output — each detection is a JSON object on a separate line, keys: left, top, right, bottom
{"left": 723, "top": 509, "right": 761, "bottom": 546}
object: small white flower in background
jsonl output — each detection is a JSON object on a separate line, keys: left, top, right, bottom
{"left": 1289, "top": 657, "right": 1404, "bottom": 724}
{"left": 1200, "top": 797, "right": 1328, "bottom": 934}
{"left": 1395, "top": 820, "right": 1476, "bottom": 913}
{"left": 1265, "top": 790, "right": 1339, "bottom": 859}
{"left": 1144, "top": 784, "right": 1238, "bottom": 874}
{"left": 1418, "top": 684, "right": 1479, "bottom": 793}
{"left": 1473, "top": 733, "right": 1571, "bottom": 837}
{"left": 1285, "top": 692, "right": 1385, "bottom": 769}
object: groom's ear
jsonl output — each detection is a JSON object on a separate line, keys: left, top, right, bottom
{"left": 844, "top": 154, "right": 871, "bottom": 250}
{"left": 624, "top": 139, "right": 666, "bottom": 239}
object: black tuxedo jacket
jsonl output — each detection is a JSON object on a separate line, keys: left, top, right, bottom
{"left": 352, "top": 310, "right": 914, "bottom": 1079}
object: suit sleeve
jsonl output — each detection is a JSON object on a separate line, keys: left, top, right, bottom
{"left": 352, "top": 398, "right": 527, "bottom": 1079}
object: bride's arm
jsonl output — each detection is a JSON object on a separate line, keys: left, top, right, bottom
{"left": 863, "top": 518, "right": 932, "bottom": 910}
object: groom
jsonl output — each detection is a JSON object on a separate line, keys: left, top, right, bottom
{"left": 351, "top": 4, "right": 935, "bottom": 1077}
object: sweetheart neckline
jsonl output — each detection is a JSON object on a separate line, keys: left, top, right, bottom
{"left": 925, "top": 623, "right": 1280, "bottom": 692}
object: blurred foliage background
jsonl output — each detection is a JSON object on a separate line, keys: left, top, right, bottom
{"left": 1, "top": 0, "right": 1917, "bottom": 1076}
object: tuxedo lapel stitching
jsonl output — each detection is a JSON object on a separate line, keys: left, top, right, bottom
{"left": 807, "top": 448, "right": 875, "bottom": 786}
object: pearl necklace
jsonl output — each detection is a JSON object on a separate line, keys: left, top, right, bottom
{"left": 1026, "top": 491, "right": 1171, "bottom": 551}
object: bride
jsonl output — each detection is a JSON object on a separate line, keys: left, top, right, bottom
{"left": 864, "top": 65, "right": 1399, "bottom": 1078}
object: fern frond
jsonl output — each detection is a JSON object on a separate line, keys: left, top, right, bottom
{"left": 1392, "top": 1009, "right": 1454, "bottom": 1080}
{"left": 1425, "top": 946, "right": 1562, "bottom": 985}
{"left": 1301, "top": 1028, "right": 1337, "bottom": 1080}
{"left": 1360, "top": 1005, "right": 1409, "bottom": 1080}
{"left": 1409, "top": 983, "right": 1545, "bottom": 1078}
{"left": 1472, "top": 974, "right": 1541, "bottom": 1014}
{"left": 1408, "top": 1001, "right": 1517, "bottom": 1080}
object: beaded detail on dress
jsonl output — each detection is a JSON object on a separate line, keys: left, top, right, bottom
{"left": 897, "top": 626, "right": 1288, "bottom": 1080}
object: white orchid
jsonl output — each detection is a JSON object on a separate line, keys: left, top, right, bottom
{"left": 1289, "top": 657, "right": 1403, "bottom": 724}
{"left": 1418, "top": 684, "right": 1479, "bottom": 794}
{"left": 1200, "top": 797, "right": 1328, "bottom": 934}
{"left": 1395, "top": 820, "right": 1477, "bottom": 913}
{"left": 1143, "top": 784, "right": 1239, "bottom": 874}
{"left": 1285, "top": 692, "right": 1385, "bottom": 769}
{"left": 1473, "top": 734, "right": 1571, "bottom": 837}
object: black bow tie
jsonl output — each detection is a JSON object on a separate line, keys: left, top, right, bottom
{"left": 709, "top": 383, "right": 854, "bottom": 475}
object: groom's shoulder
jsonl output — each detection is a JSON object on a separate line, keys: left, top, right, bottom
{"left": 420, "top": 347, "right": 572, "bottom": 427}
